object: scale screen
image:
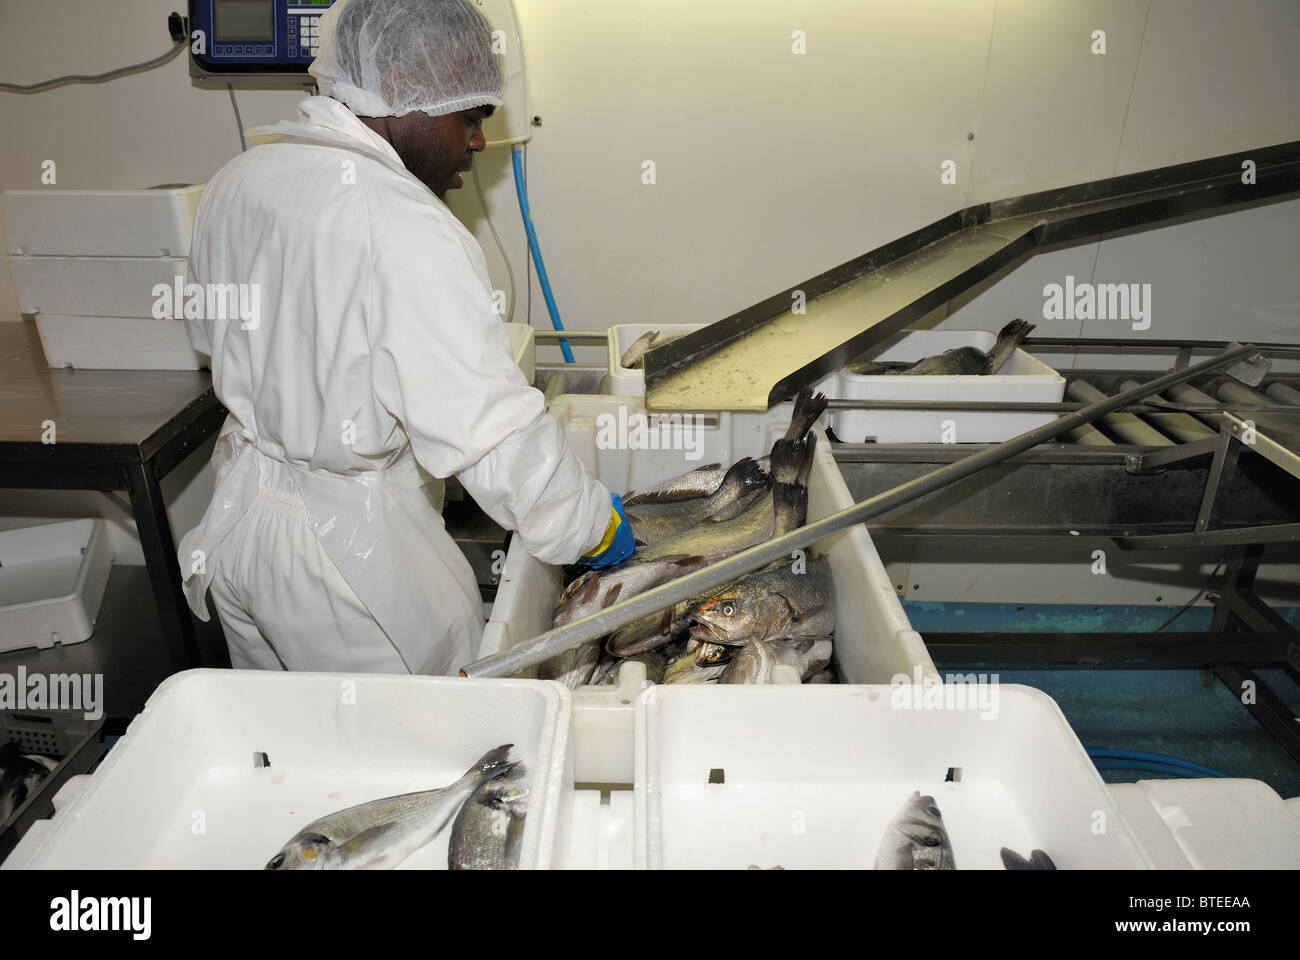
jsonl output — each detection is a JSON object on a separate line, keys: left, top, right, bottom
{"left": 215, "top": 1, "right": 274, "bottom": 42}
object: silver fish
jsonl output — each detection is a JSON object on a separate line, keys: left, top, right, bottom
{"left": 265, "top": 745, "right": 518, "bottom": 870}
{"left": 1001, "top": 847, "right": 1056, "bottom": 870}
{"left": 625, "top": 457, "right": 770, "bottom": 547}
{"left": 663, "top": 647, "right": 727, "bottom": 684}
{"left": 620, "top": 329, "right": 687, "bottom": 369}
{"left": 718, "top": 637, "right": 833, "bottom": 684}
{"left": 689, "top": 557, "right": 835, "bottom": 647}
{"left": 552, "top": 555, "right": 711, "bottom": 628}
{"left": 448, "top": 763, "right": 530, "bottom": 870}
{"left": 873, "top": 791, "right": 956, "bottom": 870}
{"left": 539, "top": 640, "right": 600, "bottom": 689}
{"left": 846, "top": 320, "right": 1035, "bottom": 377}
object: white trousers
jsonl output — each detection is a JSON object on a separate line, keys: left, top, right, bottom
{"left": 206, "top": 479, "right": 415, "bottom": 674}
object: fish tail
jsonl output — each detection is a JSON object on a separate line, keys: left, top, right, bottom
{"left": 784, "top": 387, "right": 829, "bottom": 442}
{"left": 767, "top": 438, "right": 804, "bottom": 485}
{"left": 472, "top": 744, "right": 516, "bottom": 779}
{"left": 772, "top": 481, "right": 809, "bottom": 531}
{"left": 719, "top": 456, "right": 771, "bottom": 497}
{"left": 985, "top": 318, "right": 1036, "bottom": 374}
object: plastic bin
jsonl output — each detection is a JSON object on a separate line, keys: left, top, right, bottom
{"left": 606, "top": 323, "right": 706, "bottom": 397}
{"left": 505, "top": 322, "right": 536, "bottom": 383}
{"left": 0, "top": 519, "right": 112, "bottom": 653}
{"left": 2, "top": 186, "right": 204, "bottom": 258}
{"left": 828, "top": 329, "right": 1065, "bottom": 443}
{"left": 33, "top": 314, "right": 204, "bottom": 371}
{"left": 6, "top": 255, "right": 189, "bottom": 318}
{"left": 2, "top": 670, "right": 573, "bottom": 870}
{"left": 634, "top": 683, "right": 1151, "bottom": 869}
{"left": 0, "top": 710, "right": 105, "bottom": 863}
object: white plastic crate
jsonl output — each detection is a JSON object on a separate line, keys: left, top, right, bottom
{"left": 34, "top": 314, "right": 204, "bottom": 370}
{"left": 606, "top": 323, "right": 705, "bottom": 397}
{"left": 0, "top": 519, "right": 112, "bottom": 653}
{"left": 6, "top": 255, "right": 188, "bottom": 318}
{"left": 505, "top": 321, "right": 536, "bottom": 383}
{"left": 828, "top": 329, "right": 1065, "bottom": 443}
{"left": 3, "top": 670, "right": 573, "bottom": 870}
{"left": 2, "top": 186, "right": 204, "bottom": 258}
{"left": 634, "top": 683, "right": 1151, "bottom": 869}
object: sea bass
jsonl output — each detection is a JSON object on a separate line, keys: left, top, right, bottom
{"left": 620, "top": 329, "right": 688, "bottom": 369}
{"left": 846, "top": 319, "right": 1035, "bottom": 377}
{"left": 265, "top": 745, "right": 518, "bottom": 870}
{"left": 448, "top": 763, "right": 530, "bottom": 871}
{"left": 624, "top": 457, "right": 770, "bottom": 547}
{"left": 718, "top": 637, "right": 833, "bottom": 684}
{"left": 663, "top": 647, "right": 728, "bottom": 684}
{"left": 873, "top": 791, "right": 956, "bottom": 870}
{"left": 552, "top": 555, "right": 710, "bottom": 628}
{"left": 689, "top": 557, "right": 835, "bottom": 646}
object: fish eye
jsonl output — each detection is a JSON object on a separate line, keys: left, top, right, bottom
{"left": 721, "top": 603, "right": 735, "bottom": 617}
{"left": 267, "top": 853, "right": 286, "bottom": 869}
{"left": 925, "top": 804, "right": 941, "bottom": 817}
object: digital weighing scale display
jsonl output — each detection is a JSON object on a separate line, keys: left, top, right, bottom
{"left": 190, "top": 0, "right": 335, "bottom": 74}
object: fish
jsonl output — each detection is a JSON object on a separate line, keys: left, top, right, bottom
{"left": 718, "top": 637, "right": 833, "bottom": 684}
{"left": 873, "top": 791, "right": 956, "bottom": 870}
{"left": 624, "top": 457, "right": 770, "bottom": 547}
{"left": 265, "top": 744, "right": 518, "bottom": 870}
{"left": 694, "top": 640, "right": 733, "bottom": 666}
{"left": 663, "top": 647, "right": 727, "bottom": 684}
{"left": 595, "top": 651, "right": 668, "bottom": 685}
{"left": 552, "top": 555, "right": 711, "bottom": 628}
{"left": 633, "top": 438, "right": 813, "bottom": 564}
{"left": 805, "top": 667, "right": 836, "bottom": 684}
{"left": 1001, "top": 847, "right": 1057, "bottom": 870}
{"left": 846, "top": 319, "right": 1036, "bottom": 377}
{"left": 689, "top": 557, "right": 835, "bottom": 647}
{"left": 620, "top": 329, "right": 688, "bottom": 369}
{"left": 0, "top": 750, "right": 55, "bottom": 826}
{"left": 623, "top": 388, "right": 828, "bottom": 508}
{"left": 448, "top": 763, "right": 530, "bottom": 871}
{"left": 539, "top": 640, "right": 600, "bottom": 689}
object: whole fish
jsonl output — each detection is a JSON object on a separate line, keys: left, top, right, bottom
{"left": 1001, "top": 847, "right": 1056, "bottom": 870}
{"left": 689, "top": 557, "right": 835, "bottom": 647}
{"left": 623, "top": 388, "right": 828, "bottom": 507}
{"left": 846, "top": 319, "right": 1035, "bottom": 376}
{"left": 552, "top": 555, "right": 710, "bottom": 628}
{"left": 873, "top": 791, "right": 956, "bottom": 870}
{"left": 265, "top": 745, "right": 518, "bottom": 870}
{"left": 633, "top": 439, "right": 813, "bottom": 564}
{"left": 620, "top": 329, "right": 687, "bottom": 369}
{"left": 539, "top": 640, "right": 600, "bottom": 689}
{"left": 718, "top": 637, "right": 833, "bottom": 684}
{"left": 625, "top": 457, "right": 770, "bottom": 547}
{"left": 694, "top": 640, "right": 733, "bottom": 666}
{"left": 448, "top": 763, "right": 530, "bottom": 871}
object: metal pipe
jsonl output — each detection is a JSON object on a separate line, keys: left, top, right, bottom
{"left": 460, "top": 343, "right": 1262, "bottom": 679}
{"left": 532, "top": 330, "right": 610, "bottom": 345}
{"left": 1068, "top": 380, "right": 1173, "bottom": 446}
{"left": 822, "top": 398, "right": 1298, "bottom": 414}
{"left": 1266, "top": 382, "right": 1300, "bottom": 405}
{"left": 1118, "top": 381, "right": 1215, "bottom": 444}
{"left": 1165, "top": 381, "right": 1223, "bottom": 429}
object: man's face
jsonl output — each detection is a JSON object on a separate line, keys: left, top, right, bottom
{"left": 385, "top": 105, "right": 493, "bottom": 199}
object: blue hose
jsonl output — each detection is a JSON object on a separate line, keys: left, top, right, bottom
{"left": 1088, "top": 748, "right": 1230, "bottom": 779}
{"left": 1092, "top": 759, "right": 1206, "bottom": 778}
{"left": 511, "top": 145, "right": 574, "bottom": 363}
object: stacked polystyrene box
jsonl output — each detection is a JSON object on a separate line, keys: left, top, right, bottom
{"left": 3, "top": 186, "right": 206, "bottom": 370}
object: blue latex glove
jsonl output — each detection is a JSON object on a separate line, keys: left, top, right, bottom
{"left": 581, "top": 493, "right": 636, "bottom": 569}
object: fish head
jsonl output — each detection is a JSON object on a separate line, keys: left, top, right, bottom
{"left": 690, "top": 589, "right": 785, "bottom": 644}
{"left": 265, "top": 831, "right": 333, "bottom": 870}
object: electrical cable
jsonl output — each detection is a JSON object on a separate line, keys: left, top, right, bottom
{"left": 0, "top": 41, "right": 186, "bottom": 92}
{"left": 1091, "top": 759, "right": 1206, "bottom": 778}
{"left": 472, "top": 165, "right": 516, "bottom": 324}
{"left": 1088, "top": 748, "right": 1230, "bottom": 778}
{"left": 227, "top": 84, "right": 248, "bottom": 153}
{"left": 1153, "top": 560, "right": 1225, "bottom": 632}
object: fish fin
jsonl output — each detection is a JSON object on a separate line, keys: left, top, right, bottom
{"left": 716, "top": 457, "right": 771, "bottom": 500}
{"left": 784, "top": 387, "right": 829, "bottom": 442}
{"left": 580, "top": 573, "right": 602, "bottom": 605}
{"left": 984, "top": 319, "right": 1036, "bottom": 374}
{"left": 795, "top": 436, "right": 817, "bottom": 488}
{"left": 772, "top": 482, "right": 808, "bottom": 527}
{"left": 1001, "top": 847, "right": 1046, "bottom": 870}
{"left": 600, "top": 582, "right": 624, "bottom": 608}
{"left": 332, "top": 822, "right": 405, "bottom": 868}
{"left": 472, "top": 744, "right": 516, "bottom": 776}
{"left": 767, "top": 438, "right": 804, "bottom": 485}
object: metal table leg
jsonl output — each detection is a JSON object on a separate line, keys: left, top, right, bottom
{"left": 123, "top": 461, "right": 202, "bottom": 671}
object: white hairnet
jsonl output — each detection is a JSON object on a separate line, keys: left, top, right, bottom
{"left": 310, "top": 0, "right": 504, "bottom": 119}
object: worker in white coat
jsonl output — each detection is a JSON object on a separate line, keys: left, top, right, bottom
{"left": 178, "top": 0, "right": 634, "bottom": 676}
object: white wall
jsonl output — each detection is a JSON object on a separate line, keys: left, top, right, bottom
{"left": 2, "top": 0, "right": 1298, "bottom": 591}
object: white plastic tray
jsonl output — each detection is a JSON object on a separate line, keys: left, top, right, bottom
{"left": 2, "top": 186, "right": 204, "bottom": 258}
{"left": 828, "top": 329, "right": 1065, "bottom": 443}
{"left": 34, "top": 314, "right": 204, "bottom": 370}
{"left": 7, "top": 255, "right": 188, "bottom": 318}
{"left": 634, "top": 683, "right": 1151, "bottom": 869}
{"left": 606, "top": 323, "right": 705, "bottom": 397}
{"left": 0, "top": 519, "right": 111, "bottom": 653}
{"left": 2, "top": 670, "right": 573, "bottom": 870}
{"left": 505, "top": 321, "right": 536, "bottom": 384}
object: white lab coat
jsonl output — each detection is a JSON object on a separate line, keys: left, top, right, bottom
{"left": 178, "top": 95, "right": 611, "bottom": 675}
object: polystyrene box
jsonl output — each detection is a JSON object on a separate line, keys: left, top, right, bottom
{"left": 2, "top": 186, "right": 204, "bottom": 258}
{"left": 505, "top": 322, "right": 536, "bottom": 383}
{"left": 7, "top": 255, "right": 188, "bottom": 318}
{"left": 34, "top": 314, "right": 204, "bottom": 370}
{"left": 829, "top": 329, "right": 1065, "bottom": 443}
{"left": 606, "top": 323, "right": 706, "bottom": 397}
{"left": 4, "top": 670, "right": 573, "bottom": 870}
{"left": 634, "top": 684, "right": 1151, "bottom": 869}
{"left": 0, "top": 519, "right": 111, "bottom": 654}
